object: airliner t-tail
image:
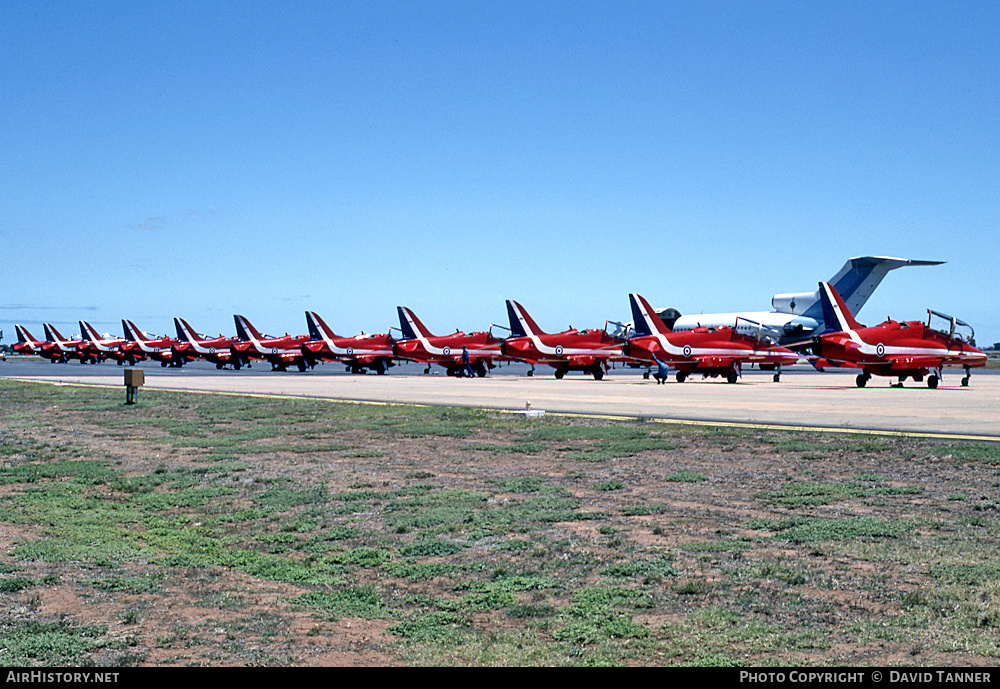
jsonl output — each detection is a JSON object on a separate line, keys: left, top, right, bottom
{"left": 301, "top": 311, "right": 396, "bottom": 374}
{"left": 812, "top": 282, "right": 986, "bottom": 388}
{"left": 394, "top": 306, "right": 505, "bottom": 376}
{"left": 623, "top": 293, "right": 798, "bottom": 383}
{"left": 500, "top": 300, "right": 627, "bottom": 380}
{"left": 171, "top": 318, "right": 237, "bottom": 369}
{"left": 231, "top": 315, "right": 311, "bottom": 371}
{"left": 618, "top": 256, "right": 943, "bottom": 348}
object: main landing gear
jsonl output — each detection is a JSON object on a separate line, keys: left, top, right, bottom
{"left": 857, "top": 366, "right": 971, "bottom": 389}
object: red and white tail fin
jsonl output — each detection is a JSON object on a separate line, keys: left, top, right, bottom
{"left": 305, "top": 311, "right": 338, "bottom": 340}
{"left": 505, "top": 300, "right": 547, "bottom": 337}
{"left": 15, "top": 325, "right": 40, "bottom": 344}
{"left": 44, "top": 323, "right": 68, "bottom": 342}
{"left": 397, "top": 307, "right": 435, "bottom": 340}
{"left": 174, "top": 318, "right": 202, "bottom": 343}
{"left": 234, "top": 315, "right": 265, "bottom": 342}
{"left": 122, "top": 320, "right": 148, "bottom": 342}
{"left": 818, "top": 282, "right": 863, "bottom": 333}
{"left": 79, "top": 321, "right": 102, "bottom": 341}
{"left": 629, "top": 294, "right": 672, "bottom": 336}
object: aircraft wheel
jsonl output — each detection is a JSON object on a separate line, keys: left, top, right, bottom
{"left": 676, "top": 371, "right": 687, "bottom": 383}
{"left": 962, "top": 375, "right": 970, "bottom": 387}
{"left": 554, "top": 369, "right": 565, "bottom": 379}
{"left": 856, "top": 374, "right": 868, "bottom": 388}
{"left": 773, "top": 374, "right": 781, "bottom": 383}
{"left": 726, "top": 371, "right": 738, "bottom": 384}
{"left": 928, "top": 375, "right": 939, "bottom": 389}
{"left": 643, "top": 371, "right": 650, "bottom": 380}
{"left": 593, "top": 368, "right": 604, "bottom": 381}
{"left": 526, "top": 369, "right": 533, "bottom": 377}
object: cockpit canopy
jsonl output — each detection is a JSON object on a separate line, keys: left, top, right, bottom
{"left": 927, "top": 310, "right": 975, "bottom": 344}
{"left": 734, "top": 317, "right": 782, "bottom": 345}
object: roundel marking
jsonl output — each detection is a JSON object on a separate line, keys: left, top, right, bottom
{"left": 272, "top": 347, "right": 278, "bottom": 354}
{"left": 555, "top": 345, "right": 564, "bottom": 356}
{"left": 683, "top": 345, "right": 692, "bottom": 357}
{"left": 346, "top": 347, "right": 354, "bottom": 356}
{"left": 209, "top": 347, "right": 216, "bottom": 354}
{"left": 443, "top": 346, "right": 451, "bottom": 356}
{"left": 876, "top": 343, "right": 885, "bottom": 357}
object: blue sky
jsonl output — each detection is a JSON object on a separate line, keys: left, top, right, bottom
{"left": 3, "top": 1, "right": 998, "bottom": 346}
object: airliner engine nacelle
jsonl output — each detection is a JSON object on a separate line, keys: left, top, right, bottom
{"left": 781, "top": 315, "right": 820, "bottom": 337}
{"left": 772, "top": 292, "right": 817, "bottom": 315}
{"left": 655, "top": 308, "right": 682, "bottom": 330}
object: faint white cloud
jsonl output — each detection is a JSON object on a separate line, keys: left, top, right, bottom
{"left": 124, "top": 216, "right": 168, "bottom": 231}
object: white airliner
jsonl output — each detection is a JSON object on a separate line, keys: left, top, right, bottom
{"left": 617, "top": 256, "right": 943, "bottom": 348}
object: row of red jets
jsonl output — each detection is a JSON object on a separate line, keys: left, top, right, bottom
{"left": 11, "top": 284, "right": 986, "bottom": 387}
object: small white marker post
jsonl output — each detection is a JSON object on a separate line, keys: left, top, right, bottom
{"left": 517, "top": 400, "right": 545, "bottom": 417}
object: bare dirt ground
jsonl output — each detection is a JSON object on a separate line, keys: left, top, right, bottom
{"left": 3, "top": 386, "right": 1000, "bottom": 667}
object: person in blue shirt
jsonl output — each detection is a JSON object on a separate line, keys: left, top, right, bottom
{"left": 461, "top": 346, "right": 476, "bottom": 378}
{"left": 652, "top": 353, "right": 669, "bottom": 384}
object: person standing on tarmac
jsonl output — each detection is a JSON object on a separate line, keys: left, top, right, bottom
{"left": 461, "top": 346, "right": 476, "bottom": 378}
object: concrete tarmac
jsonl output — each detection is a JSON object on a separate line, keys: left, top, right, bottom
{"left": 4, "top": 358, "right": 998, "bottom": 441}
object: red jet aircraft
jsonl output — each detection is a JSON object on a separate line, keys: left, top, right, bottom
{"left": 121, "top": 320, "right": 180, "bottom": 366}
{"left": 171, "top": 318, "right": 237, "bottom": 369}
{"left": 500, "top": 300, "right": 627, "bottom": 380}
{"left": 393, "top": 306, "right": 504, "bottom": 376}
{"left": 812, "top": 282, "right": 986, "bottom": 388}
{"left": 301, "top": 311, "right": 396, "bottom": 375}
{"left": 41, "top": 324, "right": 87, "bottom": 363}
{"left": 76, "top": 321, "right": 128, "bottom": 365}
{"left": 231, "top": 315, "right": 311, "bottom": 371}
{"left": 12, "top": 325, "right": 47, "bottom": 357}
{"left": 13, "top": 324, "right": 84, "bottom": 363}
{"left": 622, "top": 293, "right": 799, "bottom": 383}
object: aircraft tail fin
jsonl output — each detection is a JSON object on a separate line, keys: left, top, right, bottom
{"left": 397, "top": 307, "right": 434, "bottom": 340}
{"left": 44, "top": 323, "right": 67, "bottom": 342}
{"left": 15, "top": 325, "right": 38, "bottom": 344}
{"left": 829, "top": 256, "right": 943, "bottom": 316}
{"left": 122, "top": 320, "right": 148, "bottom": 342}
{"left": 629, "top": 294, "right": 672, "bottom": 336}
{"left": 305, "top": 311, "right": 337, "bottom": 340}
{"left": 234, "top": 315, "right": 264, "bottom": 342}
{"left": 175, "top": 318, "right": 200, "bottom": 342}
{"left": 506, "top": 300, "right": 545, "bottom": 338}
{"left": 79, "top": 321, "right": 101, "bottom": 341}
{"left": 818, "top": 282, "right": 863, "bottom": 333}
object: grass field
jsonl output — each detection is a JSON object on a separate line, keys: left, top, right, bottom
{"left": 2, "top": 378, "right": 1000, "bottom": 667}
